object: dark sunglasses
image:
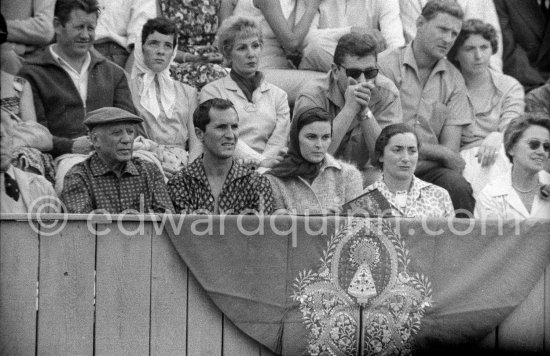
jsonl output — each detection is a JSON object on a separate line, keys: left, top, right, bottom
{"left": 338, "top": 64, "right": 379, "bottom": 80}
{"left": 526, "top": 139, "right": 550, "bottom": 152}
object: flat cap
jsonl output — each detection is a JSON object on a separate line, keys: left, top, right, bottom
{"left": 84, "top": 107, "right": 143, "bottom": 129}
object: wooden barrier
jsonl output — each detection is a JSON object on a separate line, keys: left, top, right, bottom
{"left": 0, "top": 216, "right": 548, "bottom": 355}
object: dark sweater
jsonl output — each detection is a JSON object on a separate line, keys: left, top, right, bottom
{"left": 18, "top": 47, "right": 137, "bottom": 156}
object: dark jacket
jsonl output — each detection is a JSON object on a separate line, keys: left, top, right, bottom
{"left": 18, "top": 47, "right": 137, "bottom": 156}
{"left": 495, "top": 0, "right": 550, "bottom": 91}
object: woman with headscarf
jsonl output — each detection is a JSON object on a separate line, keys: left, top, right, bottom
{"left": 266, "top": 107, "right": 363, "bottom": 215}
{"left": 130, "top": 17, "right": 201, "bottom": 176}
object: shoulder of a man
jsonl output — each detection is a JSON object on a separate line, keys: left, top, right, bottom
{"left": 294, "top": 73, "right": 332, "bottom": 117}
{"left": 377, "top": 46, "right": 405, "bottom": 81}
{"left": 375, "top": 73, "right": 400, "bottom": 99}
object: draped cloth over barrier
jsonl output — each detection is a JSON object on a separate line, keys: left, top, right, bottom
{"left": 165, "top": 216, "right": 550, "bottom": 355}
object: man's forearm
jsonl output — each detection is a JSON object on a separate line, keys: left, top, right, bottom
{"left": 328, "top": 106, "right": 357, "bottom": 154}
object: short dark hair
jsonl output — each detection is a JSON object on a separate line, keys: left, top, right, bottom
{"left": 141, "top": 17, "right": 178, "bottom": 47}
{"left": 373, "top": 123, "right": 419, "bottom": 170}
{"left": 448, "top": 19, "right": 498, "bottom": 68}
{"left": 333, "top": 32, "right": 378, "bottom": 65}
{"left": 0, "top": 13, "right": 7, "bottom": 45}
{"left": 54, "top": 0, "right": 100, "bottom": 26}
{"left": 193, "top": 98, "right": 236, "bottom": 132}
{"left": 504, "top": 113, "right": 550, "bottom": 163}
{"left": 421, "top": 0, "right": 464, "bottom": 22}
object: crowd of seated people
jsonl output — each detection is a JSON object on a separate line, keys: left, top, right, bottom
{"left": 1, "top": 0, "right": 549, "bottom": 220}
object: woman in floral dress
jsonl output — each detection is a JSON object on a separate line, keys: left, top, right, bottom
{"left": 158, "top": 0, "right": 228, "bottom": 89}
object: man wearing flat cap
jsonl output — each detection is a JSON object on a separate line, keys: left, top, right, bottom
{"left": 60, "top": 107, "right": 174, "bottom": 214}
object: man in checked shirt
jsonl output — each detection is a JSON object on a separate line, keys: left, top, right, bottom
{"left": 60, "top": 107, "right": 174, "bottom": 214}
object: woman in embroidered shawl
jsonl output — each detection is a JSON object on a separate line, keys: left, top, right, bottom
{"left": 447, "top": 19, "right": 524, "bottom": 197}
{"left": 199, "top": 15, "right": 291, "bottom": 169}
{"left": 266, "top": 107, "right": 363, "bottom": 215}
{"left": 363, "top": 124, "right": 454, "bottom": 218}
{"left": 129, "top": 18, "right": 201, "bottom": 177}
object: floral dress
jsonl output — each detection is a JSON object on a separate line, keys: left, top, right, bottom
{"left": 159, "top": 0, "right": 228, "bottom": 89}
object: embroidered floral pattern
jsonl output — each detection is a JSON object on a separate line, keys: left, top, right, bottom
{"left": 291, "top": 218, "right": 433, "bottom": 355}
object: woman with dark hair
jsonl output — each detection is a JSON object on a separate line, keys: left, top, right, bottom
{"left": 266, "top": 107, "right": 363, "bottom": 214}
{"left": 200, "top": 16, "right": 290, "bottom": 168}
{"left": 362, "top": 123, "right": 454, "bottom": 218}
{"left": 447, "top": 19, "right": 524, "bottom": 197}
{"left": 475, "top": 113, "right": 550, "bottom": 220}
{"left": 129, "top": 17, "right": 201, "bottom": 176}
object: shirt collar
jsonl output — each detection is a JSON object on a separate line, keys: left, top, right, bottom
{"left": 404, "top": 42, "right": 448, "bottom": 76}
{"left": 327, "top": 72, "right": 345, "bottom": 110}
{"left": 49, "top": 45, "right": 91, "bottom": 75}
{"left": 224, "top": 73, "right": 269, "bottom": 93}
{"left": 90, "top": 153, "right": 140, "bottom": 177}
{"left": 320, "top": 154, "right": 343, "bottom": 172}
{"left": 375, "top": 175, "right": 431, "bottom": 195}
{"left": 186, "top": 155, "right": 253, "bottom": 185}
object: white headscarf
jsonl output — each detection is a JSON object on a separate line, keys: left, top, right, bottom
{"left": 131, "top": 33, "right": 178, "bottom": 119}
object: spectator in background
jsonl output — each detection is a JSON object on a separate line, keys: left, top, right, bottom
{"left": 94, "top": 0, "right": 156, "bottom": 70}
{"left": 61, "top": 107, "right": 174, "bottom": 214}
{"left": 378, "top": 0, "right": 476, "bottom": 217}
{"left": 363, "top": 123, "right": 454, "bottom": 218}
{"left": 495, "top": 0, "right": 550, "bottom": 92}
{"left": 475, "top": 113, "right": 550, "bottom": 220}
{"left": 130, "top": 18, "right": 201, "bottom": 176}
{"left": 18, "top": 0, "right": 136, "bottom": 159}
{"left": 525, "top": 81, "right": 550, "bottom": 114}
{"left": 226, "top": 0, "right": 321, "bottom": 70}
{"left": 447, "top": 19, "right": 524, "bottom": 197}
{"left": 158, "top": 0, "right": 228, "bottom": 89}
{"left": 1, "top": 0, "right": 56, "bottom": 73}
{"left": 168, "top": 99, "right": 274, "bottom": 215}
{"left": 298, "top": 0, "right": 405, "bottom": 72}
{"left": 266, "top": 107, "right": 363, "bottom": 215}
{"left": 400, "top": 0, "right": 503, "bottom": 72}
{"left": 200, "top": 16, "right": 290, "bottom": 169}
{"left": 294, "top": 33, "right": 402, "bottom": 179}
{"left": 1, "top": 112, "right": 58, "bottom": 214}
{"left": 0, "top": 13, "right": 55, "bottom": 181}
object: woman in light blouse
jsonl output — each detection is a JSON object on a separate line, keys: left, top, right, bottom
{"left": 447, "top": 19, "right": 524, "bottom": 197}
{"left": 475, "top": 113, "right": 550, "bottom": 220}
{"left": 363, "top": 124, "right": 454, "bottom": 218}
{"left": 199, "top": 16, "right": 291, "bottom": 169}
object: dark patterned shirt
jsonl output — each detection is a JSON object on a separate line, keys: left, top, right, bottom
{"left": 167, "top": 156, "right": 274, "bottom": 214}
{"left": 61, "top": 153, "right": 174, "bottom": 214}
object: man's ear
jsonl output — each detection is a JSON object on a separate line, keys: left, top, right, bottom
{"left": 416, "top": 15, "right": 425, "bottom": 30}
{"left": 89, "top": 129, "right": 99, "bottom": 146}
{"left": 331, "top": 63, "right": 339, "bottom": 76}
{"left": 53, "top": 17, "right": 63, "bottom": 33}
{"left": 195, "top": 127, "right": 204, "bottom": 142}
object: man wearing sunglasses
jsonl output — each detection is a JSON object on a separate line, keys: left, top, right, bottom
{"left": 294, "top": 32, "right": 402, "bottom": 179}
{"left": 378, "top": 0, "right": 476, "bottom": 217}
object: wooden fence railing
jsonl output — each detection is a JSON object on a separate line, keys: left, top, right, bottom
{"left": 0, "top": 215, "right": 548, "bottom": 355}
